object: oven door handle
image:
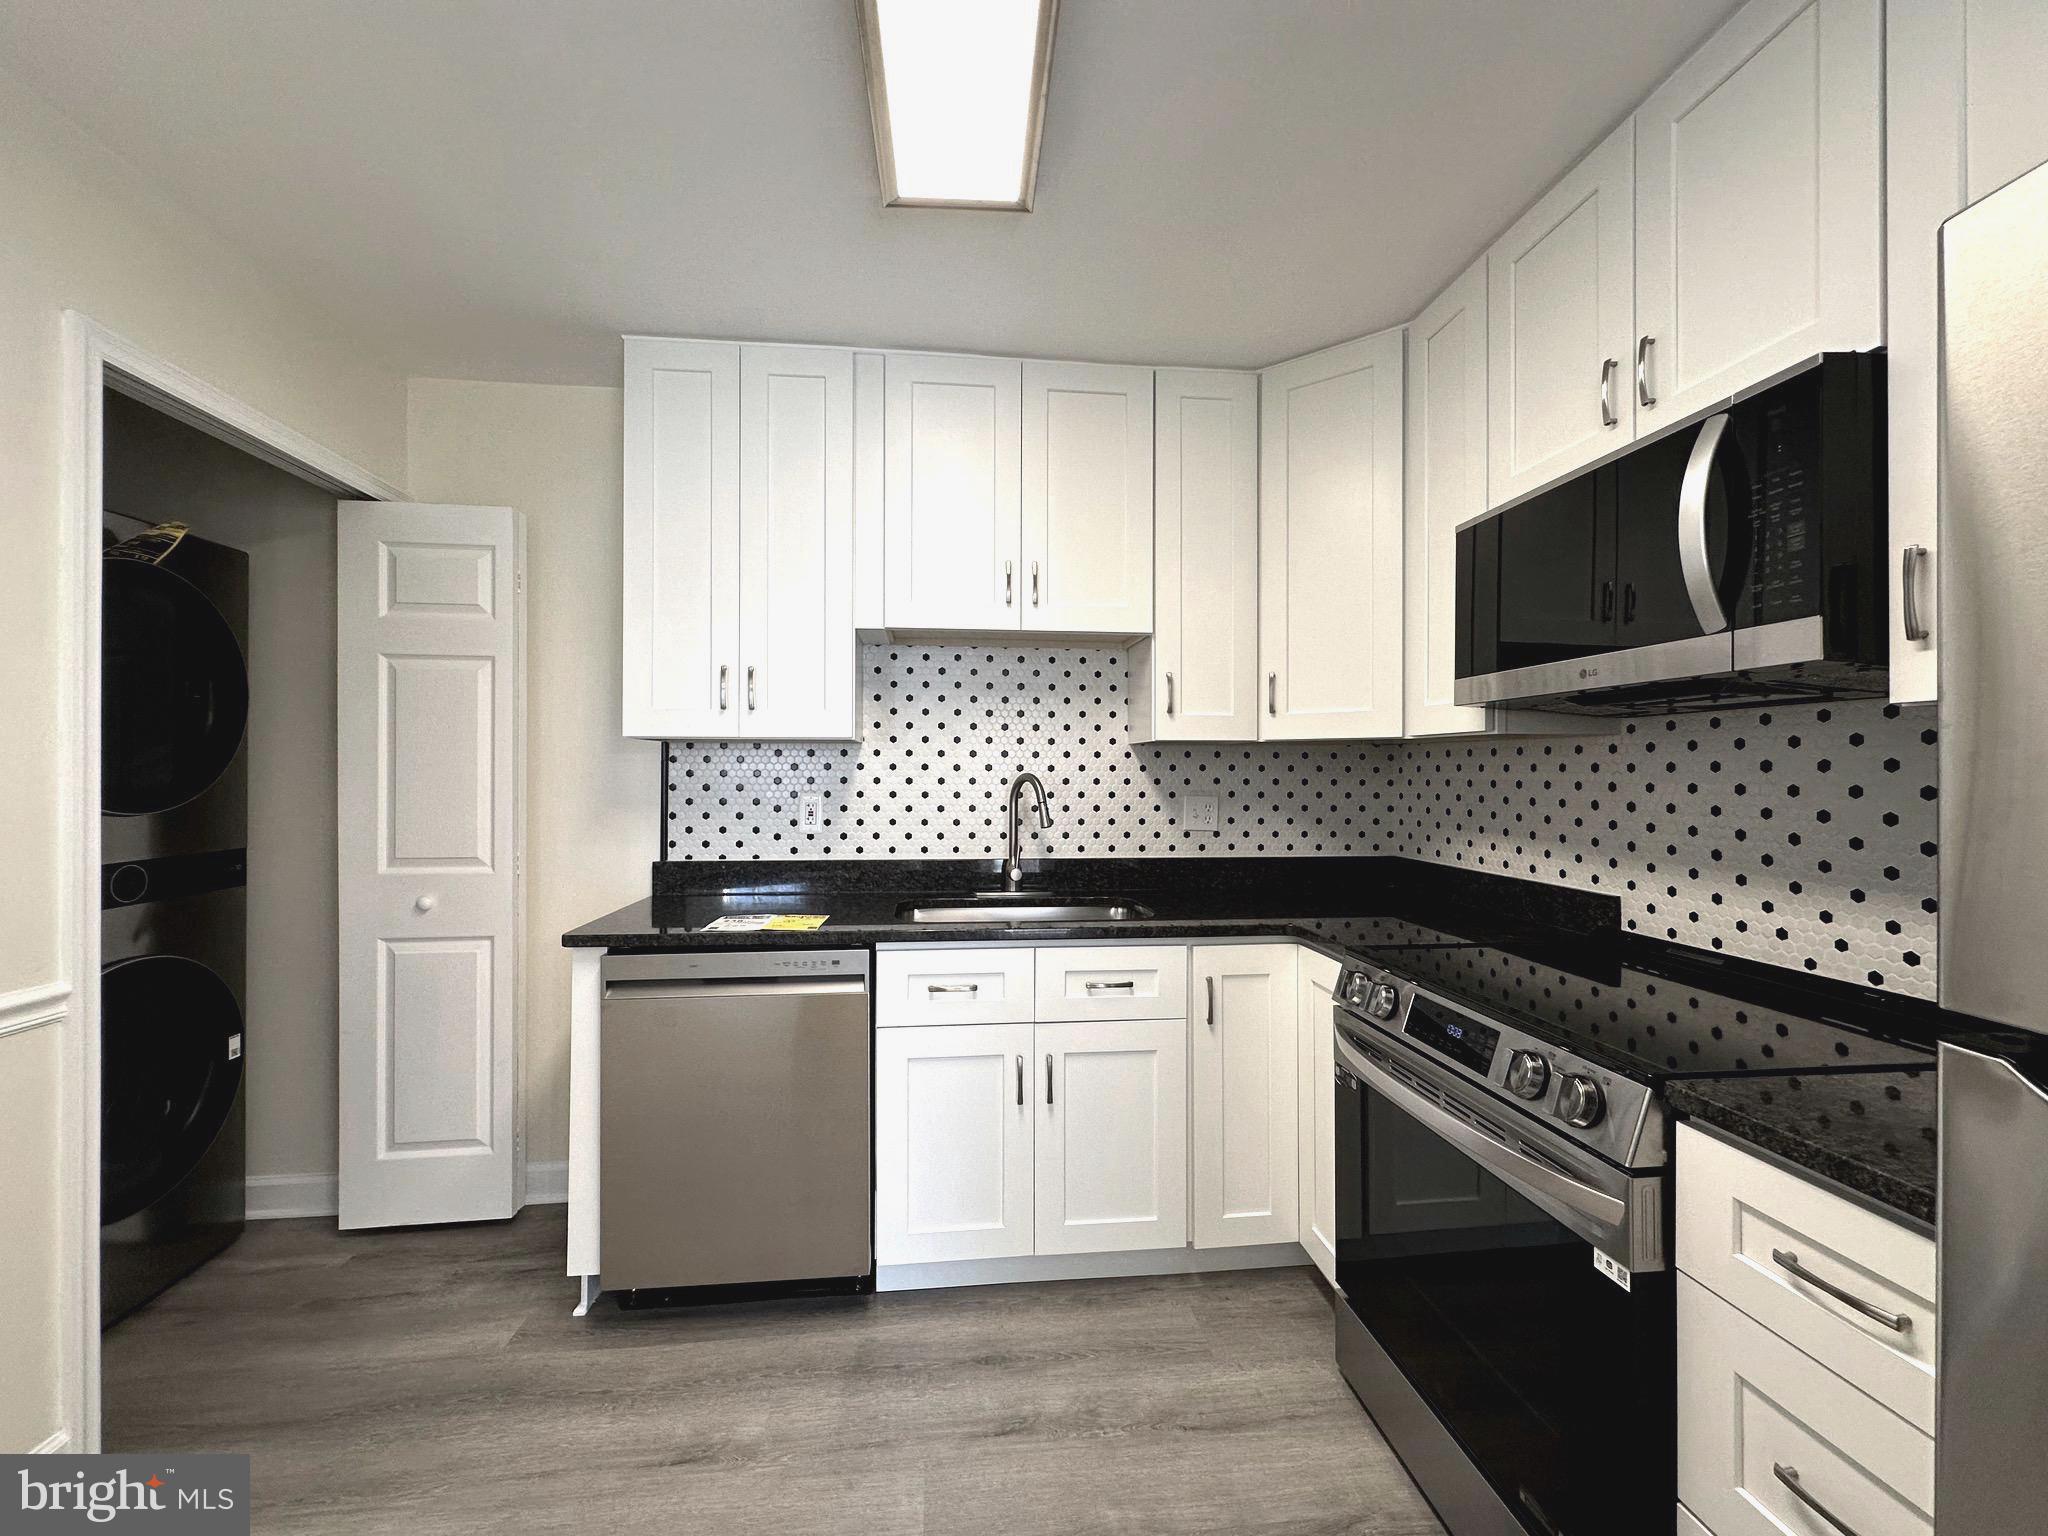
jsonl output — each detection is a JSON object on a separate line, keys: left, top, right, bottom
{"left": 1333, "top": 1027, "right": 1627, "bottom": 1228}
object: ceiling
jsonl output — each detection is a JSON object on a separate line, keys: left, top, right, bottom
{"left": 0, "top": 0, "right": 1738, "bottom": 385}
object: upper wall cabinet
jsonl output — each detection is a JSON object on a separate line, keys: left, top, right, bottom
{"left": 884, "top": 354, "right": 1154, "bottom": 635}
{"left": 622, "top": 338, "right": 860, "bottom": 741}
{"left": 1022, "top": 362, "right": 1154, "bottom": 633}
{"left": 1487, "top": 120, "right": 1636, "bottom": 506}
{"left": 1260, "top": 330, "right": 1406, "bottom": 740}
{"left": 884, "top": 352, "right": 1023, "bottom": 631}
{"left": 1633, "top": 0, "right": 1882, "bottom": 429}
{"left": 1130, "top": 369, "right": 1260, "bottom": 742}
{"left": 1404, "top": 258, "right": 1493, "bottom": 739}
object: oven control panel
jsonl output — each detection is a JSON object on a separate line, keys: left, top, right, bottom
{"left": 1332, "top": 965, "right": 1664, "bottom": 1169}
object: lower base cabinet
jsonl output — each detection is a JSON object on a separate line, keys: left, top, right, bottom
{"left": 1295, "top": 951, "right": 1341, "bottom": 1283}
{"left": 1190, "top": 944, "right": 1300, "bottom": 1249}
{"left": 875, "top": 1014, "right": 1189, "bottom": 1265}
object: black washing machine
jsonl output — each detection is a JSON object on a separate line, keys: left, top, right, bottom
{"left": 101, "top": 523, "right": 250, "bottom": 1324}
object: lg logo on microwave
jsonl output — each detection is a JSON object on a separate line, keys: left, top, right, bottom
{"left": 1578, "top": 667, "right": 1601, "bottom": 681}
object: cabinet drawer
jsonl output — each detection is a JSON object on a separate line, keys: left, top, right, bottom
{"left": 1034, "top": 945, "right": 1188, "bottom": 1021}
{"left": 1679, "top": 1276, "right": 1932, "bottom": 1536}
{"left": 875, "top": 947, "right": 1035, "bottom": 1027}
{"left": 1676, "top": 1124, "right": 1936, "bottom": 1431}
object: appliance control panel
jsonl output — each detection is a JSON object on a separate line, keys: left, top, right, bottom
{"left": 1332, "top": 965, "right": 1663, "bottom": 1169}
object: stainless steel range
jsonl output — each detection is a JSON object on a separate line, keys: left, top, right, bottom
{"left": 1327, "top": 950, "right": 1932, "bottom": 1536}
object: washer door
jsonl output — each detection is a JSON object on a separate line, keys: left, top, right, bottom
{"left": 101, "top": 557, "right": 249, "bottom": 816}
{"left": 100, "top": 955, "right": 244, "bottom": 1226}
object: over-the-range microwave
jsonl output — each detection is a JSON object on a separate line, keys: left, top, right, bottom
{"left": 1455, "top": 352, "right": 1888, "bottom": 715}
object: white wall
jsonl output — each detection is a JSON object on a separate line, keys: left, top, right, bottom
{"left": 405, "top": 378, "right": 655, "bottom": 1167}
{"left": 102, "top": 392, "right": 342, "bottom": 1186}
{"left": 0, "top": 64, "right": 406, "bottom": 1453}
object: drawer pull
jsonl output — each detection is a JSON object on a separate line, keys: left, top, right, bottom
{"left": 1015, "top": 1054, "right": 1024, "bottom": 1107}
{"left": 1083, "top": 980, "right": 1136, "bottom": 993}
{"left": 1771, "top": 1248, "right": 1911, "bottom": 1332}
{"left": 926, "top": 982, "right": 979, "bottom": 995}
{"left": 1773, "top": 1463, "right": 1862, "bottom": 1536}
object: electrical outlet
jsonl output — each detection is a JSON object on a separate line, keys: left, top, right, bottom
{"left": 1184, "top": 793, "right": 1219, "bottom": 831}
{"left": 798, "top": 792, "right": 823, "bottom": 831}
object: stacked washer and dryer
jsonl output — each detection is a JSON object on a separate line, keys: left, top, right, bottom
{"left": 100, "top": 520, "right": 252, "bottom": 1324}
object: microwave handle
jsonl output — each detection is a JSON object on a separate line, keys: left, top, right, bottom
{"left": 1679, "top": 412, "right": 1734, "bottom": 634}
{"left": 1332, "top": 1026, "right": 1626, "bottom": 1229}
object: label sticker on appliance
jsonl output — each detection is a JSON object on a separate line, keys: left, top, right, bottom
{"left": 228, "top": 1033, "right": 243, "bottom": 1060}
{"left": 1593, "top": 1249, "right": 1632, "bottom": 1291}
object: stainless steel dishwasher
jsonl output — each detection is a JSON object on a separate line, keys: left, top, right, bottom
{"left": 599, "top": 949, "right": 871, "bottom": 1294}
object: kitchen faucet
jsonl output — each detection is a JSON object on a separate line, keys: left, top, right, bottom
{"left": 1005, "top": 771, "right": 1052, "bottom": 887}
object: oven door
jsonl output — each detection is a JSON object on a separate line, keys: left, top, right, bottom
{"left": 1332, "top": 1022, "right": 1672, "bottom": 1536}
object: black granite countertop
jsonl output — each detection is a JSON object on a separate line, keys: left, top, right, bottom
{"left": 1667, "top": 1070, "right": 1940, "bottom": 1227}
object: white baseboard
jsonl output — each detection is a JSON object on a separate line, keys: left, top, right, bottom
{"left": 31, "top": 1429, "right": 72, "bottom": 1454}
{"left": 877, "top": 1241, "right": 1310, "bottom": 1293}
{"left": 245, "top": 1161, "right": 568, "bottom": 1220}
{"left": 245, "top": 1172, "right": 338, "bottom": 1220}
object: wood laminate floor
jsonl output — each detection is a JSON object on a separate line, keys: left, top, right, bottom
{"left": 104, "top": 1207, "right": 1445, "bottom": 1535}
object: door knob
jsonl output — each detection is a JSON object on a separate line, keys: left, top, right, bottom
{"left": 415, "top": 895, "right": 437, "bottom": 913}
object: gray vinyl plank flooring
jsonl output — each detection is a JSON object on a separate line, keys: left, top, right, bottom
{"left": 103, "top": 1206, "right": 1445, "bottom": 1536}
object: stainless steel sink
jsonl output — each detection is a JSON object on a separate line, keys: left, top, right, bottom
{"left": 900, "top": 896, "right": 1153, "bottom": 924}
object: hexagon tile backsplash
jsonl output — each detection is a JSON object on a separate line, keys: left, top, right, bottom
{"left": 662, "top": 644, "right": 1939, "bottom": 997}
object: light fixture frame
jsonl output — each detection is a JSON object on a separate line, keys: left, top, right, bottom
{"left": 857, "top": 0, "right": 1059, "bottom": 212}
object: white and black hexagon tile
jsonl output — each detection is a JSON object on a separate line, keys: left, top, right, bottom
{"left": 662, "top": 645, "right": 1940, "bottom": 998}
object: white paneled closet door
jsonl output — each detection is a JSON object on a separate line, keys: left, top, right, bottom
{"left": 621, "top": 336, "right": 740, "bottom": 738}
{"left": 1022, "top": 361, "right": 1154, "bottom": 633}
{"left": 884, "top": 352, "right": 1022, "bottom": 631}
{"left": 337, "top": 502, "right": 524, "bottom": 1230}
{"left": 1258, "top": 330, "right": 1406, "bottom": 740}
{"left": 738, "top": 344, "right": 856, "bottom": 739}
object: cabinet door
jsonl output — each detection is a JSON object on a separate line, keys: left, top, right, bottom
{"left": 739, "top": 345, "right": 856, "bottom": 739}
{"left": 1634, "top": 0, "right": 1882, "bottom": 430}
{"left": 875, "top": 1022, "right": 1035, "bottom": 1265}
{"left": 1488, "top": 120, "right": 1636, "bottom": 505}
{"left": 884, "top": 352, "right": 1022, "bottom": 631}
{"left": 1295, "top": 950, "right": 1341, "bottom": 1284}
{"left": 1022, "top": 361, "right": 1153, "bottom": 633}
{"left": 622, "top": 337, "right": 740, "bottom": 738}
{"left": 1258, "top": 330, "right": 1405, "bottom": 740}
{"left": 1035, "top": 1017, "right": 1189, "bottom": 1256}
{"left": 1137, "top": 369, "right": 1260, "bottom": 741}
{"left": 1190, "top": 945, "right": 1300, "bottom": 1249}
{"left": 1404, "top": 260, "right": 1494, "bottom": 738}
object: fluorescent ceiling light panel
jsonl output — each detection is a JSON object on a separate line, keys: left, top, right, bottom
{"left": 860, "top": 0, "right": 1057, "bottom": 210}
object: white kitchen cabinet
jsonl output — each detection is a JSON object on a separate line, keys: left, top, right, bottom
{"left": 875, "top": 1022, "right": 1035, "bottom": 1265}
{"left": 1634, "top": 0, "right": 1882, "bottom": 432}
{"left": 1487, "top": 119, "right": 1636, "bottom": 506}
{"left": 1404, "top": 259, "right": 1493, "bottom": 739}
{"left": 1190, "top": 945, "right": 1300, "bottom": 1249}
{"left": 853, "top": 351, "right": 887, "bottom": 636}
{"left": 1259, "top": 330, "right": 1406, "bottom": 740}
{"left": 1022, "top": 361, "right": 1154, "bottom": 634}
{"left": 884, "top": 351, "right": 1023, "bottom": 631}
{"left": 1035, "top": 1016, "right": 1189, "bottom": 1255}
{"left": 1130, "top": 368, "right": 1260, "bottom": 742}
{"left": 1886, "top": 0, "right": 2048, "bottom": 704}
{"left": 1295, "top": 949, "right": 1341, "bottom": 1283}
{"left": 622, "top": 337, "right": 858, "bottom": 740}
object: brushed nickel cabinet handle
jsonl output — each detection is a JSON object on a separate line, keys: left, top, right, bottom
{"left": 718, "top": 664, "right": 729, "bottom": 711}
{"left": 1772, "top": 1465, "right": 1861, "bottom": 1536}
{"left": 1045, "top": 1053, "right": 1054, "bottom": 1106}
{"left": 1084, "top": 980, "right": 1136, "bottom": 993}
{"left": 926, "top": 982, "right": 979, "bottom": 995}
{"left": 1636, "top": 335, "right": 1656, "bottom": 408}
{"left": 1164, "top": 671, "right": 1175, "bottom": 716}
{"left": 1206, "top": 974, "right": 1217, "bottom": 1028}
{"left": 1015, "top": 1054, "right": 1024, "bottom": 1107}
{"left": 1902, "top": 545, "right": 1930, "bottom": 642}
{"left": 1267, "top": 672, "right": 1277, "bottom": 716}
{"left": 1031, "top": 560, "right": 1040, "bottom": 605}
{"left": 1600, "top": 358, "right": 1619, "bottom": 427}
{"left": 1005, "top": 559, "right": 1014, "bottom": 606}
{"left": 746, "top": 665, "right": 756, "bottom": 711}
{"left": 1771, "top": 1248, "right": 1911, "bottom": 1331}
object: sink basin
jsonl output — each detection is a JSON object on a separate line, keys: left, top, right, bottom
{"left": 900, "top": 896, "right": 1153, "bottom": 924}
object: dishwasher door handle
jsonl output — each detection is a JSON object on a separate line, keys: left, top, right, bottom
{"left": 602, "top": 976, "right": 868, "bottom": 1003}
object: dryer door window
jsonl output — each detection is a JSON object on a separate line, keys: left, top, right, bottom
{"left": 101, "top": 558, "right": 249, "bottom": 816}
{"left": 100, "top": 954, "right": 245, "bottom": 1225}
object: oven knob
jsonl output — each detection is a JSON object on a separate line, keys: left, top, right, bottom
{"left": 1505, "top": 1050, "right": 1550, "bottom": 1100}
{"left": 1557, "top": 1075, "right": 1606, "bottom": 1128}
{"left": 1345, "top": 973, "right": 1370, "bottom": 1006}
{"left": 1365, "top": 981, "right": 1401, "bottom": 1022}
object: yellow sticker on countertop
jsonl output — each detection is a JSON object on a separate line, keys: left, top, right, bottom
{"left": 762, "top": 914, "right": 829, "bottom": 931}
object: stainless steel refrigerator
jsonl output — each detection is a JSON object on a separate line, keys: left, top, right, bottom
{"left": 1936, "top": 155, "right": 2048, "bottom": 1535}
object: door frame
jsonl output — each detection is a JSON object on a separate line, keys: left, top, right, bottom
{"left": 58, "top": 311, "right": 407, "bottom": 1452}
